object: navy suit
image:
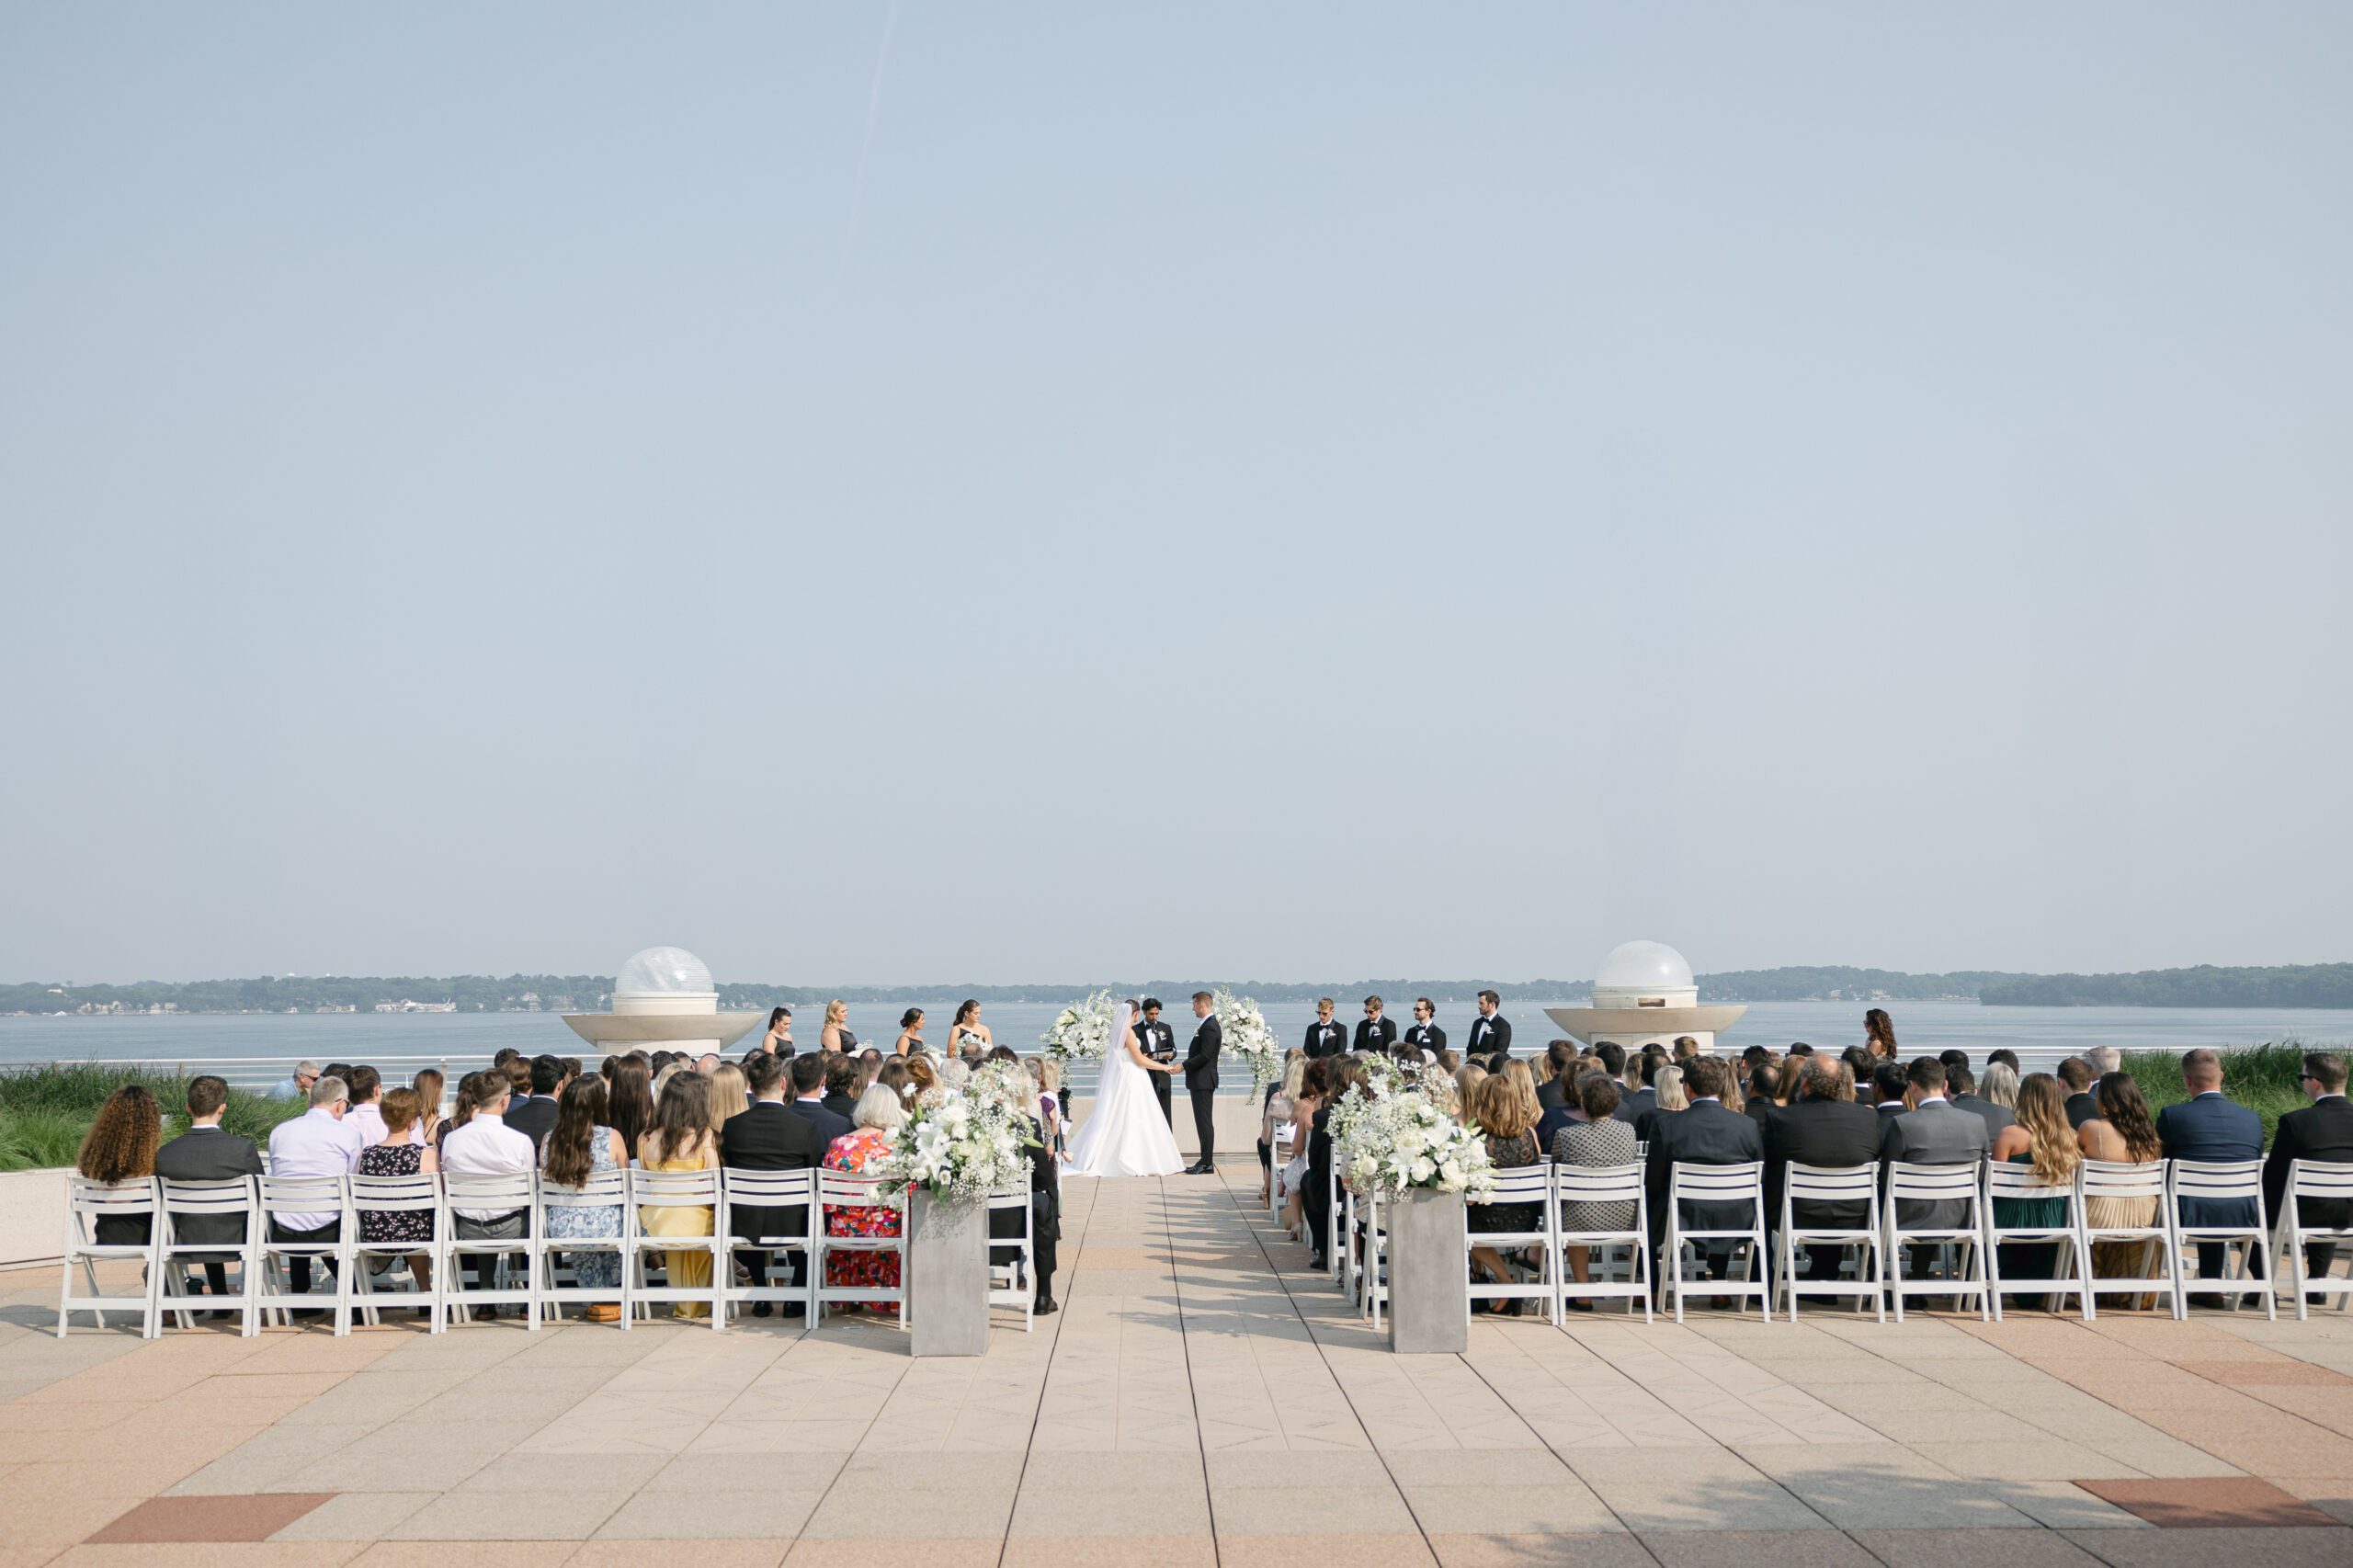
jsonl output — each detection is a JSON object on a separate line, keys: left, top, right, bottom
{"left": 2264, "top": 1096, "right": 2353, "bottom": 1282}
{"left": 2155, "top": 1090, "right": 2264, "bottom": 1278}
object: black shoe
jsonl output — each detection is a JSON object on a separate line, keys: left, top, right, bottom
{"left": 1310, "top": 1255, "right": 1330, "bottom": 1272}
{"left": 1034, "top": 1295, "right": 1058, "bottom": 1316}
{"left": 1187, "top": 1161, "right": 1216, "bottom": 1175}
{"left": 752, "top": 1301, "right": 773, "bottom": 1319}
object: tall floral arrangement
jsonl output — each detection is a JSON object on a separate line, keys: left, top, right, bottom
{"left": 1329, "top": 1059, "right": 1495, "bottom": 1202}
{"left": 872, "top": 1069, "right": 1039, "bottom": 1209}
{"left": 1041, "top": 990, "right": 1117, "bottom": 1063}
{"left": 1211, "top": 989, "right": 1279, "bottom": 1089}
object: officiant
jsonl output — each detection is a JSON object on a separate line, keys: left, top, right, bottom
{"left": 1139, "top": 997, "right": 1177, "bottom": 1125}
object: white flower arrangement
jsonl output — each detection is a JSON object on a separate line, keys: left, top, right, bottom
{"left": 1329, "top": 1061, "right": 1496, "bottom": 1203}
{"left": 1211, "top": 989, "right": 1280, "bottom": 1089}
{"left": 1040, "top": 990, "right": 1118, "bottom": 1062}
{"left": 872, "top": 1069, "right": 1039, "bottom": 1209}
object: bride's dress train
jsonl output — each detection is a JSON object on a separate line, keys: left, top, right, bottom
{"left": 1065, "top": 1003, "right": 1184, "bottom": 1178}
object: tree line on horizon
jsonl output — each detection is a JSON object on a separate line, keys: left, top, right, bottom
{"left": 6, "top": 961, "right": 2353, "bottom": 1015}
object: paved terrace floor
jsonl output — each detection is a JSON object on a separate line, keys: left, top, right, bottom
{"left": 4, "top": 1172, "right": 2352, "bottom": 1568}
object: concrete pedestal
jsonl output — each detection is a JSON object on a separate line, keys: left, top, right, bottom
{"left": 1386, "top": 1188, "right": 1469, "bottom": 1354}
{"left": 906, "top": 1192, "right": 990, "bottom": 1358}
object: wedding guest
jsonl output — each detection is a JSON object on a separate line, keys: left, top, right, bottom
{"left": 1635, "top": 1063, "right": 1686, "bottom": 1142}
{"left": 1354, "top": 996, "right": 1398, "bottom": 1054}
{"left": 1533, "top": 1069, "right": 1586, "bottom": 1151}
{"left": 503, "top": 1057, "right": 564, "bottom": 1151}
{"left": 692, "top": 1053, "right": 720, "bottom": 1077}
{"left": 2086, "top": 1046, "right": 2122, "bottom": 1077}
{"left": 761, "top": 1006, "right": 795, "bottom": 1054}
{"left": 1870, "top": 1062, "right": 1911, "bottom": 1125}
{"left": 1467, "top": 991, "right": 1513, "bottom": 1059}
{"left": 1554, "top": 1073, "right": 1639, "bottom": 1311}
{"left": 1980, "top": 1061, "right": 2021, "bottom": 1113}
{"left": 892, "top": 1008, "right": 926, "bottom": 1055}
{"left": 637, "top": 1074, "right": 721, "bottom": 1319}
{"left": 2264, "top": 1051, "right": 2353, "bottom": 1296}
{"left": 1947, "top": 1064, "right": 2013, "bottom": 1141}
{"left": 268, "top": 1074, "right": 367, "bottom": 1307}
{"left": 1304, "top": 998, "right": 1347, "bottom": 1059}
{"left": 721, "top": 1052, "right": 826, "bottom": 1316}
{"left": 76, "top": 1085, "right": 162, "bottom": 1247}
{"left": 541, "top": 1075, "right": 628, "bottom": 1322}
{"left": 902, "top": 1053, "right": 938, "bottom": 1104}
{"left": 1990, "top": 1074, "right": 2080, "bottom": 1304}
{"left": 356, "top": 1088, "right": 437, "bottom": 1298}
{"left": 1536, "top": 1040, "right": 1579, "bottom": 1113}
{"left": 1501, "top": 1060, "right": 1541, "bottom": 1131}
{"left": 950, "top": 999, "right": 992, "bottom": 1051}
{"left": 789, "top": 1051, "right": 853, "bottom": 1145}
{"left": 1671, "top": 1038, "right": 1699, "bottom": 1063}
{"left": 1404, "top": 998, "right": 1445, "bottom": 1058}
{"left": 343, "top": 1066, "right": 387, "bottom": 1145}
{"left": 876, "top": 1057, "right": 915, "bottom": 1108}
{"left": 1987, "top": 1048, "right": 2021, "bottom": 1074}
{"left": 1719, "top": 1064, "right": 1747, "bottom": 1116}
{"left": 1762, "top": 1059, "right": 1882, "bottom": 1288}
{"left": 608, "top": 1058, "right": 656, "bottom": 1163}
{"left": 2057, "top": 1058, "right": 2099, "bottom": 1129}
{"left": 438, "top": 1073, "right": 536, "bottom": 1309}
{"left": 1029, "top": 1057, "right": 1064, "bottom": 1155}
{"left": 1467, "top": 1075, "right": 1541, "bottom": 1314}
{"left": 1643, "top": 1056, "right": 1764, "bottom": 1296}
{"left": 411, "top": 1067, "right": 445, "bottom": 1146}
{"left": 437, "top": 1071, "right": 484, "bottom": 1156}
{"left": 269, "top": 1061, "right": 321, "bottom": 1101}
{"left": 1302, "top": 1062, "right": 1340, "bottom": 1270}
{"left": 560, "top": 1058, "right": 583, "bottom": 1090}
{"left": 1260, "top": 1051, "right": 1304, "bottom": 1203}
{"left": 1281, "top": 1060, "right": 1327, "bottom": 1235}
{"left": 820, "top": 1000, "right": 857, "bottom": 1053}
{"left": 1745, "top": 1062, "right": 1785, "bottom": 1129}
{"left": 1622, "top": 1052, "right": 1660, "bottom": 1126}
{"left": 1453, "top": 1063, "right": 1488, "bottom": 1123}
{"left": 1436, "top": 1049, "right": 1461, "bottom": 1075}
{"left": 821, "top": 1055, "right": 861, "bottom": 1122}
{"left": 708, "top": 1062, "right": 750, "bottom": 1133}
{"left": 1839, "top": 1047, "right": 1877, "bottom": 1097}
{"left": 651, "top": 1061, "right": 683, "bottom": 1101}
{"left": 324, "top": 1062, "right": 357, "bottom": 1089}
{"left": 823, "top": 1086, "right": 908, "bottom": 1313}
{"left": 2077, "top": 1073, "right": 2165, "bottom": 1302}
{"left": 1864, "top": 1008, "right": 1899, "bottom": 1061}
{"left": 154, "top": 1075, "right": 263, "bottom": 1303}
{"left": 1879, "top": 1058, "right": 1989, "bottom": 1282}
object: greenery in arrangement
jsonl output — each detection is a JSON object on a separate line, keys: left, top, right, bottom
{"left": 0, "top": 1063, "right": 304, "bottom": 1173}
{"left": 2119, "top": 1041, "right": 2316, "bottom": 1147}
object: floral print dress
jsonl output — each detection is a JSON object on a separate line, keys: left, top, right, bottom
{"left": 823, "top": 1127, "right": 903, "bottom": 1312}
{"left": 541, "top": 1125, "right": 622, "bottom": 1289}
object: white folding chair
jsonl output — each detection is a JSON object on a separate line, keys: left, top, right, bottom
{"left": 1662, "top": 1161, "right": 1769, "bottom": 1323}
{"left": 1341, "top": 1181, "right": 1360, "bottom": 1300}
{"left": 2079, "top": 1159, "right": 2182, "bottom": 1319}
{"left": 2167, "top": 1159, "right": 2273, "bottom": 1320}
{"left": 441, "top": 1170, "right": 540, "bottom": 1328}
{"left": 1984, "top": 1159, "right": 2091, "bottom": 1320}
{"left": 256, "top": 1174, "right": 354, "bottom": 1335}
{"left": 156, "top": 1176, "right": 261, "bottom": 1335}
{"left": 985, "top": 1182, "right": 1036, "bottom": 1330}
{"left": 627, "top": 1166, "right": 726, "bottom": 1329}
{"left": 1882, "top": 1162, "right": 1989, "bottom": 1321}
{"left": 1359, "top": 1192, "right": 1389, "bottom": 1325}
{"left": 534, "top": 1167, "right": 629, "bottom": 1326}
{"left": 813, "top": 1170, "right": 905, "bottom": 1324}
{"left": 1327, "top": 1165, "right": 1347, "bottom": 1283}
{"left": 719, "top": 1167, "right": 818, "bottom": 1326}
{"left": 2273, "top": 1158, "right": 2353, "bottom": 1320}
{"left": 1775, "top": 1163, "right": 1885, "bottom": 1322}
{"left": 57, "top": 1176, "right": 161, "bottom": 1338}
{"left": 1466, "top": 1165, "right": 1560, "bottom": 1324}
{"left": 1269, "top": 1121, "right": 1298, "bottom": 1220}
{"left": 347, "top": 1172, "right": 444, "bottom": 1330}
{"left": 1554, "top": 1161, "right": 1652, "bottom": 1321}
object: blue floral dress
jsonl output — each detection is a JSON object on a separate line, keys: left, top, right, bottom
{"left": 542, "top": 1125, "right": 622, "bottom": 1288}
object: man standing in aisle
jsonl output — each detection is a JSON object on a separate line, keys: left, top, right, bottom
{"left": 1354, "top": 995, "right": 1398, "bottom": 1054}
{"left": 1183, "top": 992, "right": 1222, "bottom": 1175}
{"left": 1468, "top": 990, "right": 1513, "bottom": 1060}
{"left": 1404, "top": 998, "right": 1446, "bottom": 1059}
{"left": 1139, "top": 998, "right": 1177, "bottom": 1127}
{"left": 1303, "top": 997, "right": 1347, "bottom": 1059}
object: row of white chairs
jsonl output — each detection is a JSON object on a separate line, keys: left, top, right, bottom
{"left": 1324, "top": 1155, "right": 2353, "bottom": 1326}
{"left": 58, "top": 1168, "right": 1037, "bottom": 1339}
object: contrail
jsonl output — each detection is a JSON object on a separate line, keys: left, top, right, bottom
{"left": 835, "top": 0, "right": 900, "bottom": 286}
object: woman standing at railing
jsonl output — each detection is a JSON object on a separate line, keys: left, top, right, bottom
{"left": 820, "top": 999, "right": 857, "bottom": 1054}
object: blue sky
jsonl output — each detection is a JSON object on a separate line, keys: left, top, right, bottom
{"left": 4, "top": 6, "right": 2348, "bottom": 985}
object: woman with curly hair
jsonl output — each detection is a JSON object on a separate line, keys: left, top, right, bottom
{"left": 77, "top": 1084, "right": 163, "bottom": 1245}
{"left": 1864, "top": 1008, "right": 1899, "bottom": 1061}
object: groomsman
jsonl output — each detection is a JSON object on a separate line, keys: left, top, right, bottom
{"left": 1354, "top": 995, "right": 1398, "bottom": 1054}
{"left": 1404, "top": 998, "right": 1445, "bottom": 1057}
{"left": 1139, "top": 998, "right": 1177, "bottom": 1126}
{"left": 1183, "top": 992, "right": 1222, "bottom": 1175}
{"left": 1303, "top": 998, "right": 1347, "bottom": 1059}
{"left": 1467, "top": 990, "right": 1513, "bottom": 1059}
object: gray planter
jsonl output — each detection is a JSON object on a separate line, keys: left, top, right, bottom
{"left": 1386, "top": 1187, "right": 1469, "bottom": 1354}
{"left": 906, "top": 1191, "right": 991, "bottom": 1357}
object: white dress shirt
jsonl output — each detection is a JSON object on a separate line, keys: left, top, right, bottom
{"left": 266, "top": 1108, "right": 368, "bottom": 1232}
{"left": 439, "top": 1114, "right": 537, "bottom": 1221}
{"left": 345, "top": 1101, "right": 387, "bottom": 1147}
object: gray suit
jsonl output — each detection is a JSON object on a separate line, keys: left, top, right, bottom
{"left": 1949, "top": 1093, "right": 2016, "bottom": 1142}
{"left": 1879, "top": 1099, "right": 1989, "bottom": 1232}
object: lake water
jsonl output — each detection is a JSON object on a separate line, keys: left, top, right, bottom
{"left": 4, "top": 997, "right": 2347, "bottom": 1094}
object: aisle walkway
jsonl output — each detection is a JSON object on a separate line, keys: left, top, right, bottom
{"left": 3, "top": 1171, "right": 2351, "bottom": 1566}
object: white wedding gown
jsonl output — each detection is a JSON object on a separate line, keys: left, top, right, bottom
{"left": 1065, "top": 1005, "right": 1185, "bottom": 1178}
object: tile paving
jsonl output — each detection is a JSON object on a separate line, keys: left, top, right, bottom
{"left": 2, "top": 1167, "right": 2350, "bottom": 1566}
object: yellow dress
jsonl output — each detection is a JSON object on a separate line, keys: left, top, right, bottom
{"left": 639, "top": 1138, "right": 718, "bottom": 1319}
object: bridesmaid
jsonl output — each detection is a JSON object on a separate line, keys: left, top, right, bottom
{"left": 760, "top": 1006, "right": 794, "bottom": 1054}
{"left": 949, "top": 999, "right": 992, "bottom": 1052}
{"left": 820, "top": 1000, "right": 858, "bottom": 1054}
{"left": 893, "top": 1008, "right": 926, "bottom": 1055}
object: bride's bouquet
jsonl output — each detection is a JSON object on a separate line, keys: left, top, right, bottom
{"left": 1330, "top": 1060, "right": 1495, "bottom": 1203}
{"left": 1041, "top": 990, "right": 1118, "bottom": 1062}
{"left": 872, "top": 1069, "right": 1039, "bottom": 1209}
{"left": 1211, "top": 989, "right": 1280, "bottom": 1089}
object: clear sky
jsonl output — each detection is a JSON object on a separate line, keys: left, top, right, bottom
{"left": 4, "top": 6, "right": 2348, "bottom": 988}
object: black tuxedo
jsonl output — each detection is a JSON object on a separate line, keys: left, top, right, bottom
{"left": 1621, "top": 1085, "right": 1656, "bottom": 1131}
{"left": 502, "top": 1095, "right": 560, "bottom": 1151}
{"left": 2265, "top": 1096, "right": 2353, "bottom": 1278}
{"left": 1353, "top": 1016, "right": 1397, "bottom": 1053}
{"left": 1764, "top": 1098, "right": 1884, "bottom": 1283}
{"left": 1303, "top": 1020, "right": 1347, "bottom": 1059}
{"left": 720, "top": 1100, "right": 831, "bottom": 1293}
{"left": 153, "top": 1126, "right": 263, "bottom": 1294}
{"left": 1184, "top": 1015, "right": 1222, "bottom": 1162}
{"left": 1139, "top": 1019, "right": 1177, "bottom": 1125}
{"left": 1404, "top": 1023, "right": 1445, "bottom": 1055}
{"left": 822, "top": 1092, "right": 860, "bottom": 1123}
{"left": 1466, "top": 1013, "right": 1513, "bottom": 1059}
{"left": 788, "top": 1099, "right": 853, "bottom": 1149}
{"left": 1644, "top": 1100, "right": 1765, "bottom": 1280}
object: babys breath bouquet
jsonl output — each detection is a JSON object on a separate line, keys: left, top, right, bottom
{"left": 874, "top": 1076, "right": 1039, "bottom": 1209}
{"left": 1330, "top": 1069, "right": 1495, "bottom": 1203}
{"left": 1041, "top": 990, "right": 1117, "bottom": 1062}
{"left": 1211, "top": 989, "right": 1280, "bottom": 1089}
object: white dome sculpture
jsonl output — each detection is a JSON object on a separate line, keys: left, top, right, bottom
{"left": 613, "top": 946, "right": 715, "bottom": 1000}
{"left": 1595, "top": 940, "right": 1694, "bottom": 995}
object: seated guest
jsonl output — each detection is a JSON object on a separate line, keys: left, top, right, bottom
{"left": 1635, "top": 1063, "right": 1686, "bottom": 1142}
{"left": 1947, "top": 1064, "right": 2014, "bottom": 1141}
{"left": 790, "top": 1051, "right": 853, "bottom": 1145}
{"left": 638, "top": 1074, "right": 721, "bottom": 1320}
{"left": 607, "top": 1058, "right": 655, "bottom": 1163}
{"left": 355, "top": 1087, "right": 438, "bottom": 1301}
{"left": 1283, "top": 1060, "right": 1328, "bottom": 1236}
{"left": 154, "top": 1075, "right": 263, "bottom": 1302}
{"left": 1620, "top": 1051, "right": 1660, "bottom": 1126}
{"left": 540, "top": 1075, "right": 627, "bottom": 1322}
{"left": 410, "top": 1067, "right": 445, "bottom": 1146}
{"left": 267, "top": 1074, "right": 368, "bottom": 1307}
{"left": 343, "top": 1066, "right": 387, "bottom": 1145}
{"left": 1452, "top": 1064, "right": 1488, "bottom": 1122}
{"left": 2056, "top": 1057, "right": 2099, "bottom": 1130}
{"left": 1502, "top": 1061, "right": 1542, "bottom": 1131}
{"left": 823, "top": 1086, "right": 908, "bottom": 1314}
{"left": 1553, "top": 1073, "right": 1639, "bottom": 1311}
{"left": 988, "top": 1083, "right": 1063, "bottom": 1316}
{"left": 1990, "top": 1074, "right": 2079, "bottom": 1304}
{"left": 1536, "top": 1040, "right": 1578, "bottom": 1113}
{"left": 502, "top": 1056, "right": 564, "bottom": 1150}
{"left": 1745, "top": 1062, "right": 1785, "bottom": 1128}
{"left": 1870, "top": 1062, "right": 1912, "bottom": 1125}
{"left": 1303, "top": 1061, "right": 1341, "bottom": 1270}
{"left": 2078, "top": 1072, "right": 2165, "bottom": 1303}
{"left": 1938, "top": 1049, "right": 1971, "bottom": 1080}
{"left": 1261, "top": 1053, "right": 1304, "bottom": 1206}
{"left": 1787, "top": 1042, "right": 1814, "bottom": 1059}
{"left": 1466, "top": 1075, "right": 1542, "bottom": 1315}
{"left": 1879, "top": 1057, "right": 1990, "bottom": 1280}
{"left": 720, "top": 1051, "right": 828, "bottom": 1317}
{"left": 1979, "top": 1061, "right": 2020, "bottom": 1113}
{"left": 2264, "top": 1051, "right": 2353, "bottom": 1299}
{"left": 1987, "top": 1048, "right": 2020, "bottom": 1074}
{"left": 822, "top": 1054, "right": 861, "bottom": 1122}
{"left": 1643, "top": 1056, "right": 1764, "bottom": 1295}
{"left": 1534, "top": 1069, "right": 1587, "bottom": 1151}
{"left": 77, "top": 1084, "right": 163, "bottom": 1247}
{"left": 2157, "top": 1049, "right": 2263, "bottom": 1283}
{"left": 1764, "top": 1060, "right": 1881, "bottom": 1286}
{"left": 269, "top": 1061, "right": 321, "bottom": 1101}
{"left": 707, "top": 1062, "right": 749, "bottom": 1134}
{"left": 439, "top": 1072, "right": 537, "bottom": 1310}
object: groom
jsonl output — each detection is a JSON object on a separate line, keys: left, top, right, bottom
{"left": 1183, "top": 991, "right": 1222, "bottom": 1175}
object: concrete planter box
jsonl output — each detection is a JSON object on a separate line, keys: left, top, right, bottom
{"left": 1386, "top": 1187, "right": 1468, "bottom": 1354}
{"left": 906, "top": 1191, "right": 990, "bottom": 1357}
{"left": 0, "top": 1167, "right": 70, "bottom": 1268}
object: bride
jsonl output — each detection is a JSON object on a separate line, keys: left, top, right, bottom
{"left": 1064, "top": 999, "right": 1185, "bottom": 1177}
